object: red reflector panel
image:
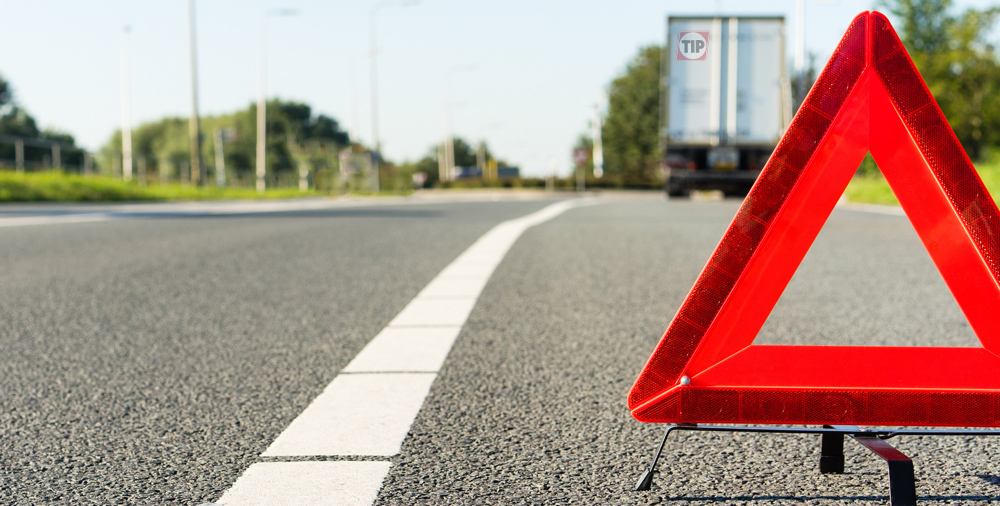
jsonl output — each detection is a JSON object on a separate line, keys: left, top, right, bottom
{"left": 628, "top": 11, "right": 1000, "bottom": 427}
{"left": 635, "top": 389, "right": 1000, "bottom": 428}
{"left": 871, "top": 13, "right": 1000, "bottom": 283}
{"left": 626, "top": 12, "right": 869, "bottom": 411}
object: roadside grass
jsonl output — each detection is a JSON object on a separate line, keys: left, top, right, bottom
{"left": 0, "top": 171, "right": 332, "bottom": 201}
{"left": 845, "top": 155, "right": 1000, "bottom": 206}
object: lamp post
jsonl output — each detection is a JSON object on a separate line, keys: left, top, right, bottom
{"left": 257, "top": 8, "right": 299, "bottom": 193}
{"left": 442, "top": 63, "right": 477, "bottom": 181}
{"left": 795, "top": 0, "right": 805, "bottom": 74}
{"left": 120, "top": 25, "right": 133, "bottom": 181}
{"left": 188, "top": 0, "right": 203, "bottom": 186}
{"left": 369, "top": 0, "right": 419, "bottom": 193}
{"left": 592, "top": 101, "right": 604, "bottom": 178}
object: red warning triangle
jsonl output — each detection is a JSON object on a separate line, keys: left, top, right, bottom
{"left": 629, "top": 11, "right": 1000, "bottom": 427}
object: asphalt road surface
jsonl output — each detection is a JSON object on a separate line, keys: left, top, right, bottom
{"left": 0, "top": 192, "right": 997, "bottom": 505}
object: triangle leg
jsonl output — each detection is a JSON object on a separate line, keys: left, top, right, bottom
{"left": 851, "top": 435, "right": 917, "bottom": 506}
{"left": 635, "top": 425, "right": 686, "bottom": 491}
{"left": 819, "top": 425, "right": 854, "bottom": 474}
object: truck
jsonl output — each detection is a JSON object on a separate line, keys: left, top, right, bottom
{"left": 661, "top": 16, "right": 791, "bottom": 197}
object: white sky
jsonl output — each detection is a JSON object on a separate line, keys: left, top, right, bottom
{"left": 0, "top": 0, "right": 993, "bottom": 176}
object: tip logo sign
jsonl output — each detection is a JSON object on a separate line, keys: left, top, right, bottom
{"left": 676, "top": 31, "right": 710, "bottom": 61}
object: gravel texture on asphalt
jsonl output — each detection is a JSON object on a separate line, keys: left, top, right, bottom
{"left": 375, "top": 197, "right": 1000, "bottom": 505}
{"left": 0, "top": 200, "right": 554, "bottom": 505}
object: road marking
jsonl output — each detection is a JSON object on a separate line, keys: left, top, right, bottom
{"left": 0, "top": 192, "right": 561, "bottom": 228}
{"left": 0, "top": 213, "right": 114, "bottom": 228}
{"left": 214, "top": 461, "right": 391, "bottom": 506}
{"left": 837, "top": 201, "right": 906, "bottom": 216}
{"left": 388, "top": 298, "right": 478, "bottom": 327}
{"left": 417, "top": 277, "right": 489, "bottom": 298}
{"left": 342, "top": 327, "right": 462, "bottom": 373}
{"left": 213, "top": 198, "right": 593, "bottom": 505}
{"left": 263, "top": 373, "right": 438, "bottom": 457}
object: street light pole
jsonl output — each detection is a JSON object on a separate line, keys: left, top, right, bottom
{"left": 795, "top": 0, "right": 805, "bottom": 74}
{"left": 188, "top": 0, "right": 203, "bottom": 186}
{"left": 368, "top": 5, "right": 381, "bottom": 193}
{"left": 257, "top": 14, "right": 267, "bottom": 193}
{"left": 443, "top": 63, "right": 476, "bottom": 181}
{"left": 120, "top": 26, "right": 133, "bottom": 182}
{"left": 369, "top": 0, "right": 419, "bottom": 193}
{"left": 444, "top": 76, "right": 454, "bottom": 181}
{"left": 592, "top": 102, "right": 604, "bottom": 178}
{"left": 257, "top": 9, "right": 298, "bottom": 193}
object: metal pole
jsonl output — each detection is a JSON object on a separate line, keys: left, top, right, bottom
{"left": 299, "top": 160, "right": 309, "bottom": 191}
{"left": 368, "top": 6, "right": 381, "bottom": 193}
{"left": 367, "top": 1, "right": 418, "bottom": 191}
{"left": 476, "top": 142, "right": 484, "bottom": 178}
{"left": 350, "top": 57, "right": 360, "bottom": 144}
{"left": 188, "top": 0, "right": 203, "bottom": 186}
{"left": 14, "top": 139, "right": 23, "bottom": 173}
{"left": 592, "top": 102, "right": 604, "bottom": 178}
{"left": 256, "top": 14, "right": 267, "bottom": 193}
{"left": 138, "top": 155, "right": 146, "bottom": 186}
{"left": 443, "top": 75, "right": 456, "bottom": 182}
{"left": 437, "top": 139, "right": 446, "bottom": 182}
{"left": 52, "top": 144, "right": 61, "bottom": 169}
{"left": 795, "top": 0, "right": 805, "bottom": 74}
{"left": 214, "top": 128, "right": 226, "bottom": 188}
{"left": 442, "top": 64, "right": 476, "bottom": 181}
{"left": 121, "top": 26, "right": 133, "bottom": 181}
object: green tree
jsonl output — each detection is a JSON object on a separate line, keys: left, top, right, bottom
{"left": 398, "top": 146, "right": 441, "bottom": 188}
{"left": 101, "top": 99, "right": 350, "bottom": 185}
{"left": 878, "top": 0, "right": 1000, "bottom": 160}
{"left": 602, "top": 45, "right": 661, "bottom": 185}
{"left": 0, "top": 73, "right": 38, "bottom": 138}
{"left": 400, "top": 137, "right": 511, "bottom": 188}
{"left": 450, "top": 136, "right": 505, "bottom": 168}
{"left": 0, "top": 73, "right": 83, "bottom": 168}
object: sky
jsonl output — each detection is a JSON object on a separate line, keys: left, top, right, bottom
{"left": 0, "top": 0, "right": 994, "bottom": 177}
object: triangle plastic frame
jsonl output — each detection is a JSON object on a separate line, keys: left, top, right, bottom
{"left": 629, "top": 11, "right": 1000, "bottom": 427}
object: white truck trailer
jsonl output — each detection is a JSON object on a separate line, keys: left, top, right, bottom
{"left": 662, "top": 16, "right": 791, "bottom": 196}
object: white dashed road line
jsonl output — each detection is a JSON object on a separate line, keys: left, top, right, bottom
{"left": 342, "top": 327, "right": 462, "bottom": 373}
{"left": 212, "top": 198, "right": 593, "bottom": 505}
{"left": 262, "top": 373, "right": 438, "bottom": 457}
{"left": 215, "top": 462, "right": 392, "bottom": 506}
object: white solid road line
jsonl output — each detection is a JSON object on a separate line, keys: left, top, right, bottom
{"left": 215, "top": 462, "right": 392, "bottom": 506}
{"left": 212, "top": 198, "right": 594, "bottom": 505}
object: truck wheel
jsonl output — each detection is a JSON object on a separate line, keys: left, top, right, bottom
{"left": 666, "top": 184, "right": 688, "bottom": 198}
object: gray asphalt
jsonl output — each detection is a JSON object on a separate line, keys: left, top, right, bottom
{"left": 1, "top": 194, "right": 998, "bottom": 505}
{"left": 0, "top": 199, "right": 554, "bottom": 505}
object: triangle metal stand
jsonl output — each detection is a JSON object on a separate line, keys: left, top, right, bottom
{"left": 635, "top": 424, "right": 1000, "bottom": 506}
